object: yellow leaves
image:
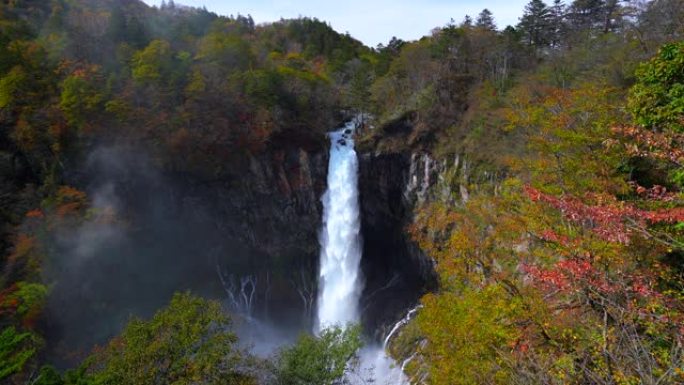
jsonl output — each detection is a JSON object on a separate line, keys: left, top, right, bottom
{"left": 132, "top": 39, "right": 172, "bottom": 83}
{"left": 0, "top": 65, "right": 27, "bottom": 108}
{"left": 417, "top": 284, "right": 524, "bottom": 385}
{"left": 185, "top": 69, "right": 206, "bottom": 95}
{"left": 500, "top": 82, "right": 629, "bottom": 195}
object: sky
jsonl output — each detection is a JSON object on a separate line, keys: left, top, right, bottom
{"left": 140, "top": 0, "right": 531, "bottom": 47}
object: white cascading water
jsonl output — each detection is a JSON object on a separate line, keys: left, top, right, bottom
{"left": 317, "top": 119, "right": 408, "bottom": 384}
{"left": 316, "top": 120, "right": 364, "bottom": 329}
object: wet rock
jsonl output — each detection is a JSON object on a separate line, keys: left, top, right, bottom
{"left": 357, "top": 152, "right": 437, "bottom": 336}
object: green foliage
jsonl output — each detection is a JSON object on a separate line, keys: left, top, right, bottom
{"left": 2, "top": 1, "right": 684, "bottom": 383}
{"left": 10, "top": 282, "right": 47, "bottom": 319}
{"left": 82, "top": 292, "right": 254, "bottom": 385}
{"left": 403, "top": 33, "right": 684, "bottom": 384}
{"left": 0, "top": 327, "right": 37, "bottom": 381}
{"left": 276, "top": 325, "right": 362, "bottom": 385}
{"left": 131, "top": 39, "right": 174, "bottom": 84}
{"left": 60, "top": 71, "right": 105, "bottom": 128}
{"left": 505, "top": 82, "right": 628, "bottom": 195}
{"left": 243, "top": 69, "right": 284, "bottom": 108}
{"left": 628, "top": 42, "right": 684, "bottom": 132}
{"left": 33, "top": 365, "right": 64, "bottom": 385}
{"left": 0, "top": 66, "right": 27, "bottom": 108}
{"left": 417, "top": 285, "right": 523, "bottom": 385}
{"left": 197, "top": 25, "right": 253, "bottom": 71}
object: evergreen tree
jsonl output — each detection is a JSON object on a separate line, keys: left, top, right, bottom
{"left": 567, "top": 0, "right": 606, "bottom": 32}
{"left": 476, "top": 9, "right": 497, "bottom": 31}
{"left": 549, "top": 0, "right": 566, "bottom": 47}
{"left": 518, "top": 0, "right": 553, "bottom": 47}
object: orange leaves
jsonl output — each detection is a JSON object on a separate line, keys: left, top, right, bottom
{"left": 54, "top": 186, "right": 87, "bottom": 217}
{"left": 8, "top": 234, "right": 36, "bottom": 262}
{"left": 24, "top": 209, "right": 43, "bottom": 219}
{"left": 12, "top": 118, "right": 38, "bottom": 152}
{"left": 0, "top": 282, "right": 47, "bottom": 329}
{"left": 0, "top": 284, "right": 21, "bottom": 316}
{"left": 57, "top": 186, "right": 86, "bottom": 201}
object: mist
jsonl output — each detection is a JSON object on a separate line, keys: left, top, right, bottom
{"left": 41, "top": 146, "right": 305, "bottom": 366}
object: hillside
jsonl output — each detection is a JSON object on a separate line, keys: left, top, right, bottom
{"left": 1, "top": 0, "right": 684, "bottom": 384}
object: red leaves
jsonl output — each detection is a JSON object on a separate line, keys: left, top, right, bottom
{"left": 641, "top": 207, "right": 684, "bottom": 224}
{"left": 524, "top": 186, "right": 684, "bottom": 244}
{"left": 523, "top": 263, "right": 572, "bottom": 290}
{"left": 630, "top": 182, "right": 677, "bottom": 202}
{"left": 538, "top": 229, "right": 572, "bottom": 246}
{"left": 522, "top": 257, "right": 662, "bottom": 304}
{"left": 522, "top": 258, "right": 616, "bottom": 294}
{"left": 609, "top": 125, "right": 684, "bottom": 166}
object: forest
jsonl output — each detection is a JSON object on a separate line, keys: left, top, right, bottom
{"left": 1, "top": 0, "right": 684, "bottom": 384}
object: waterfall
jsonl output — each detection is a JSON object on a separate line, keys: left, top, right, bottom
{"left": 316, "top": 120, "right": 363, "bottom": 330}
{"left": 317, "top": 119, "right": 408, "bottom": 384}
{"left": 383, "top": 305, "right": 422, "bottom": 349}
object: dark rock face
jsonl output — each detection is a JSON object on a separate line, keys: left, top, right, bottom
{"left": 44, "top": 144, "right": 329, "bottom": 365}
{"left": 357, "top": 152, "right": 437, "bottom": 337}
{"left": 170, "top": 146, "right": 330, "bottom": 326}
{"left": 200, "top": 148, "right": 328, "bottom": 259}
{"left": 0, "top": 150, "right": 39, "bottom": 273}
{"left": 42, "top": 124, "right": 439, "bottom": 357}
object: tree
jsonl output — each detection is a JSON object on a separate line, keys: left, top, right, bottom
{"left": 461, "top": 15, "right": 473, "bottom": 28}
{"left": 59, "top": 68, "right": 105, "bottom": 129}
{"left": 345, "top": 58, "right": 373, "bottom": 114}
{"left": 131, "top": 39, "right": 174, "bottom": 84}
{"left": 0, "top": 327, "right": 38, "bottom": 382}
{"left": 565, "top": 0, "right": 622, "bottom": 36}
{"left": 628, "top": 41, "right": 684, "bottom": 132}
{"left": 417, "top": 285, "right": 524, "bottom": 385}
{"left": 518, "top": 0, "right": 553, "bottom": 48}
{"left": 636, "top": 0, "right": 684, "bottom": 49}
{"left": 549, "top": 0, "right": 566, "bottom": 47}
{"left": 0, "top": 66, "right": 27, "bottom": 109}
{"left": 476, "top": 9, "right": 497, "bottom": 31}
{"left": 82, "top": 292, "right": 255, "bottom": 385}
{"left": 275, "top": 326, "right": 363, "bottom": 385}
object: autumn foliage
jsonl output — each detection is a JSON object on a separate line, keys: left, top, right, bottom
{"left": 404, "top": 53, "right": 684, "bottom": 383}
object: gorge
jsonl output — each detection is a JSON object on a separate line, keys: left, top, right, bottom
{"left": 2, "top": 0, "right": 683, "bottom": 384}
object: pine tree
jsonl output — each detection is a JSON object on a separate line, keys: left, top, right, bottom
{"left": 476, "top": 9, "right": 497, "bottom": 31}
{"left": 567, "top": 0, "right": 605, "bottom": 32}
{"left": 518, "top": 0, "right": 553, "bottom": 47}
{"left": 549, "top": 0, "right": 566, "bottom": 47}
{"left": 461, "top": 15, "right": 473, "bottom": 28}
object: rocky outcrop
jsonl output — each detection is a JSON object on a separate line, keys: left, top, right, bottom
{"left": 44, "top": 142, "right": 330, "bottom": 364}
{"left": 0, "top": 150, "right": 39, "bottom": 269}
{"left": 357, "top": 151, "right": 438, "bottom": 336}
{"left": 190, "top": 147, "right": 328, "bottom": 259}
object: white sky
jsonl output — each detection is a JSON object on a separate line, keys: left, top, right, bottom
{"left": 140, "top": 0, "right": 531, "bottom": 47}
